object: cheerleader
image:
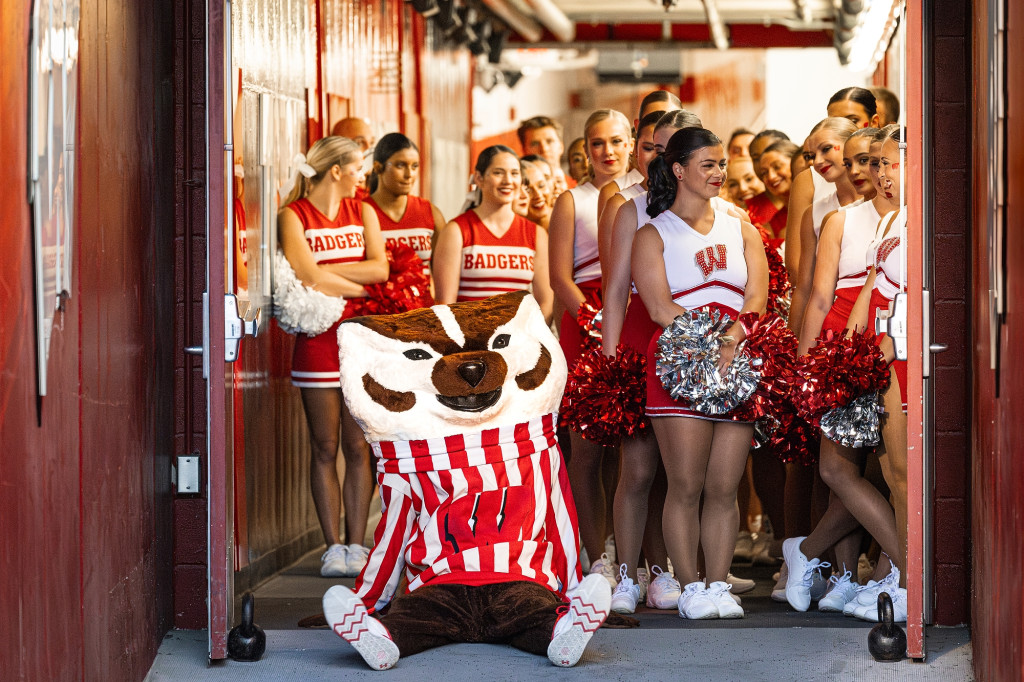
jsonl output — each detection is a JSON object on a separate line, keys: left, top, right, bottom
{"left": 278, "top": 136, "right": 389, "bottom": 577}
{"left": 433, "top": 145, "right": 552, "bottom": 319}
{"left": 521, "top": 157, "right": 554, "bottom": 230}
{"left": 750, "top": 139, "right": 799, "bottom": 246}
{"left": 365, "top": 133, "right": 446, "bottom": 278}
{"left": 788, "top": 119, "right": 864, "bottom": 335}
{"left": 566, "top": 138, "right": 589, "bottom": 185}
{"left": 632, "top": 127, "right": 768, "bottom": 619}
{"left": 549, "top": 109, "right": 633, "bottom": 582}
{"left": 786, "top": 87, "right": 879, "bottom": 278}
{"left": 783, "top": 125, "right": 902, "bottom": 614}
{"left": 724, "top": 155, "right": 764, "bottom": 210}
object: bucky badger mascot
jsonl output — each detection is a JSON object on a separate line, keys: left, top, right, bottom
{"left": 323, "top": 291, "right": 611, "bottom": 670}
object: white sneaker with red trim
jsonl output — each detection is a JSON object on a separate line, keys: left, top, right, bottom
{"left": 323, "top": 585, "right": 399, "bottom": 670}
{"left": 548, "top": 574, "right": 611, "bottom": 667}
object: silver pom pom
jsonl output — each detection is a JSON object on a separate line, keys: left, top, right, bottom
{"left": 273, "top": 248, "right": 347, "bottom": 335}
{"left": 655, "top": 308, "right": 762, "bottom": 416}
{"left": 820, "top": 391, "right": 884, "bottom": 448}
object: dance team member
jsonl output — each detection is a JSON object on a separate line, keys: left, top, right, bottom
{"left": 549, "top": 109, "right": 633, "bottom": 582}
{"left": 633, "top": 127, "right": 768, "bottom": 619}
{"left": 521, "top": 157, "right": 554, "bottom": 230}
{"left": 365, "top": 133, "right": 446, "bottom": 277}
{"left": 753, "top": 139, "right": 799, "bottom": 247}
{"left": 278, "top": 136, "right": 389, "bottom": 577}
{"left": 567, "top": 137, "right": 589, "bottom": 184}
{"left": 433, "top": 145, "right": 553, "bottom": 319}
{"left": 727, "top": 127, "right": 755, "bottom": 159}
{"left": 724, "top": 155, "right": 764, "bottom": 210}
{"left": 871, "top": 86, "right": 900, "bottom": 126}
{"left": 788, "top": 120, "right": 869, "bottom": 335}
{"left": 744, "top": 129, "right": 790, "bottom": 236}
{"left": 785, "top": 126, "right": 907, "bottom": 620}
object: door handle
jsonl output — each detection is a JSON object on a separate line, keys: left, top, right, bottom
{"left": 929, "top": 343, "right": 948, "bottom": 353}
{"left": 225, "top": 293, "right": 259, "bottom": 363}
{"left": 184, "top": 346, "right": 204, "bottom": 356}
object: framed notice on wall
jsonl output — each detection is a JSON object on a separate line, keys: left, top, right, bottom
{"left": 28, "top": 0, "right": 79, "bottom": 396}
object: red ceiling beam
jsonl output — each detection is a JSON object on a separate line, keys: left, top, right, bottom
{"left": 509, "top": 22, "right": 832, "bottom": 48}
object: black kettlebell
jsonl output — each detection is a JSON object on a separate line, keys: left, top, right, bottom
{"left": 868, "top": 591, "right": 906, "bottom": 662}
{"left": 227, "top": 593, "right": 266, "bottom": 662}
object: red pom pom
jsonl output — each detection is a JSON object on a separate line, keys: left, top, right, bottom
{"left": 764, "top": 244, "right": 791, "bottom": 319}
{"left": 732, "top": 312, "right": 799, "bottom": 423}
{"left": 793, "top": 329, "right": 891, "bottom": 428}
{"left": 352, "top": 243, "right": 434, "bottom": 316}
{"left": 576, "top": 302, "right": 603, "bottom": 353}
{"left": 560, "top": 346, "right": 649, "bottom": 446}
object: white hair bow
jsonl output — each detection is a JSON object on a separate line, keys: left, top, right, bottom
{"left": 293, "top": 153, "right": 317, "bottom": 179}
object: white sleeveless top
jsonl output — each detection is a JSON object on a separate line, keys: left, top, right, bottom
{"left": 831, "top": 200, "right": 882, "bottom": 291}
{"left": 630, "top": 191, "right": 651, "bottom": 294}
{"left": 616, "top": 168, "right": 644, "bottom": 190}
{"left": 811, "top": 167, "right": 831, "bottom": 203}
{"left": 870, "top": 208, "right": 906, "bottom": 300}
{"left": 811, "top": 189, "right": 840, "bottom": 239}
{"left": 618, "top": 182, "right": 645, "bottom": 203}
{"left": 567, "top": 181, "right": 602, "bottom": 283}
{"left": 647, "top": 209, "right": 747, "bottom": 312}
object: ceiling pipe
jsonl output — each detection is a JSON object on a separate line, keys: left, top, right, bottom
{"left": 521, "top": 0, "right": 576, "bottom": 42}
{"left": 700, "top": 0, "right": 730, "bottom": 50}
{"left": 479, "top": 0, "right": 544, "bottom": 42}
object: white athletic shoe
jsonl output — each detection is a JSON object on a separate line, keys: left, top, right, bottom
{"left": 726, "top": 573, "right": 756, "bottom": 595}
{"left": 548, "top": 574, "right": 611, "bottom": 667}
{"left": 844, "top": 580, "right": 883, "bottom": 616}
{"left": 321, "top": 544, "right": 348, "bottom": 578}
{"left": 678, "top": 581, "right": 718, "bottom": 620}
{"left": 646, "top": 566, "right": 681, "bottom": 609}
{"left": 610, "top": 565, "right": 643, "bottom": 614}
{"left": 852, "top": 587, "right": 907, "bottom": 623}
{"left": 345, "top": 544, "right": 370, "bottom": 578}
{"left": 707, "top": 581, "right": 744, "bottom": 619}
{"left": 818, "top": 571, "right": 859, "bottom": 612}
{"left": 323, "top": 585, "right": 399, "bottom": 670}
{"left": 588, "top": 552, "right": 617, "bottom": 588}
{"left": 734, "top": 531, "right": 755, "bottom": 562}
{"left": 782, "top": 537, "right": 830, "bottom": 612}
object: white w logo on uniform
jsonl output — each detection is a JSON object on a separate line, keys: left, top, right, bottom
{"left": 695, "top": 244, "right": 729, "bottom": 279}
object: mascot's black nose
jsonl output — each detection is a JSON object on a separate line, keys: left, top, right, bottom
{"left": 457, "top": 361, "right": 486, "bottom": 387}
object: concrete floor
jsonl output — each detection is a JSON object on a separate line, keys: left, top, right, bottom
{"left": 145, "top": 550, "right": 973, "bottom": 681}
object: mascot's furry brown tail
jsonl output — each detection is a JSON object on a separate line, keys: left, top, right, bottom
{"left": 322, "top": 291, "right": 611, "bottom": 670}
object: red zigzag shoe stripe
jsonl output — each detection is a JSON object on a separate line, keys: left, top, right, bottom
{"left": 332, "top": 606, "right": 369, "bottom": 640}
{"left": 570, "top": 600, "right": 607, "bottom": 632}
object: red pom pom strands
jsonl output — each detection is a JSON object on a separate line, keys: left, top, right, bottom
{"left": 560, "top": 346, "right": 649, "bottom": 446}
{"left": 793, "top": 329, "right": 891, "bottom": 429}
{"left": 764, "top": 244, "right": 791, "bottom": 320}
{"left": 576, "top": 302, "right": 603, "bottom": 353}
{"left": 350, "top": 243, "right": 434, "bottom": 316}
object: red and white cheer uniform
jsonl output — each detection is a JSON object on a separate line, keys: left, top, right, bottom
{"left": 869, "top": 208, "right": 908, "bottom": 409}
{"left": 287, "top": 197, "right": 367, "bottom": 388}
{"left": 820, "top": 199, "right": 882, "bottom": 334}
{"left": 453, "top": 210, "right": 538, "bottom": 301}
{"left": 366, "top": 194, "right": 435, "bottom": 273}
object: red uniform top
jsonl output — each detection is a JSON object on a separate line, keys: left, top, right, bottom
{"left": 286, "top": 197, "right": 366, "bottom": 266}
{"left": 354, "top": 413, "right": 582, "bottom": 613}
{"left": 453, "top": 210, "right": 538, "bottom": 301}
{"left": 365, "top": 195, "right": 435, "bottom": 271}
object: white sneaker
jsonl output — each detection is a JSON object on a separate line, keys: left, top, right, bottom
{"left": 604, "top": 534, "right": 617, "bottom": 564}
{"left": 782, "top": 537, "right": 830, "bottom": 612}
{"left": 852, "top": 587, "right": 907, "bottom": 623}
{"left": 646, "top": 566, "right": 681, "bottom": 609}
{"left": 726, "top": 573, "right": 756, "bottom": 595}
{"left": 707, "top": 581, "right": 744, "bottom": 619}
{"left": 610, "top": 565, "right": 643, "bottom": 614}
{"left": 321, "top": 544, "right": 348, "bottom": 577}
{"left": 345, "top": 544, "right": 370, "bottom": 578}
{"left": 678, "top": 581, "right": 718, "bottom": 620}
{"left": 548, "top": 574, "right": 611, "bottom": 667}
{"left": 734, "top": 531, "right": 754, "bottom": 562}
{"left": 588, "top": 552, "right": 617, "bottom": 588}
{"left": 850, "top": 565, "right": 901, "bottom": 610}
{"left": 636, "top": 567, "right": 650, "bottom": 599}
{"left": 809, "top": 570, "right": 829, "bottom": 602}
{"left": 818, "top": 571, "right": 859, "bottom": 612}
{"left": 844, "top": 580, "right": 883, "bottom": 615}
{"left": 323, "top": 585, "right": 399, "bottom": 670}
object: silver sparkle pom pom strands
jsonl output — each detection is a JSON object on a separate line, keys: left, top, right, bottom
{"left": 820, "top": 391, "right": 885, "bottom": 448}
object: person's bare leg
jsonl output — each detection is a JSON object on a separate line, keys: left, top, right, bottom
{"left": 877, "top": 371, "right": 908, "bottom": 584}
{"left": 737, "top": 456, "right": 752, "bottom": 531}
{"left": 567, "top": 431, "right": 607, "bottom": 561}
{"left": 339, "top": 399, "right": 375, "bottom": 546}
{"left": 302, "top": 387, "right": 343, "bottom": 546}
{"left": 652, "top": 417, "right": 713, "bottom": 584}
{"left": 700, "top": 422, "right": 756, "bottom": 583}
{"left": 602, "top": 445, "right": 619, "bottom": 553}
{"left": 751, "top": 451, "right": 786, "bottom": 539}
{"left": 784, "top": 461, "right": 816, "bottom": 538}
{"left": 641, "top": 461, "right": 670, "bottom": 569}
{"left": 613, "top": 432, "right": 660, "bottom": 580}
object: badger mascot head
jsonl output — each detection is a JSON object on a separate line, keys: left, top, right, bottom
{"left": 337, "top": 291, "right": 567, "bottom": 442}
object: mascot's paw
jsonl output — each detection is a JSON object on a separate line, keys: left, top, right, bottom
{"left": 547, "top": 574, "right": 611, "bottom": 667}
{"left": 323, "top": 585, "right": 399, "bottom": 671}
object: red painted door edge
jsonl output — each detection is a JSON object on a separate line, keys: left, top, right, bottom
{"left": 906, "top": 0, "right": 926, "bottom": 660}
{"left": 207, "top": 0, "right": 232, "bottom": 660}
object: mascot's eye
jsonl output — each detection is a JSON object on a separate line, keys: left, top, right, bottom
{"left": 492, "top": 334, "right": 511, "bottom": 349}
{"left": 403, "top": 349, "right": 433, "bottom": 361}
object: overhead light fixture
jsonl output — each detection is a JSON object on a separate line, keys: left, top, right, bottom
{"left": 700, "top": 0, "right": 730, "bottom": 50}
{"left": 468, "top": 19, "right": 492, "bottom": 56}
{"left": 502, "top": 70, "right": 524, "bottom": 88}
{"left": 409, "top": 0, "right": 439, "bottom": 18}
{"left": 447, "top": 6, "right": 478, "bottom": 45}
{"left": 837, "top": 0, "right": 901, "bottom": 73}
{"left": 487, "top": 26, "right": 509, "bottom": 64}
